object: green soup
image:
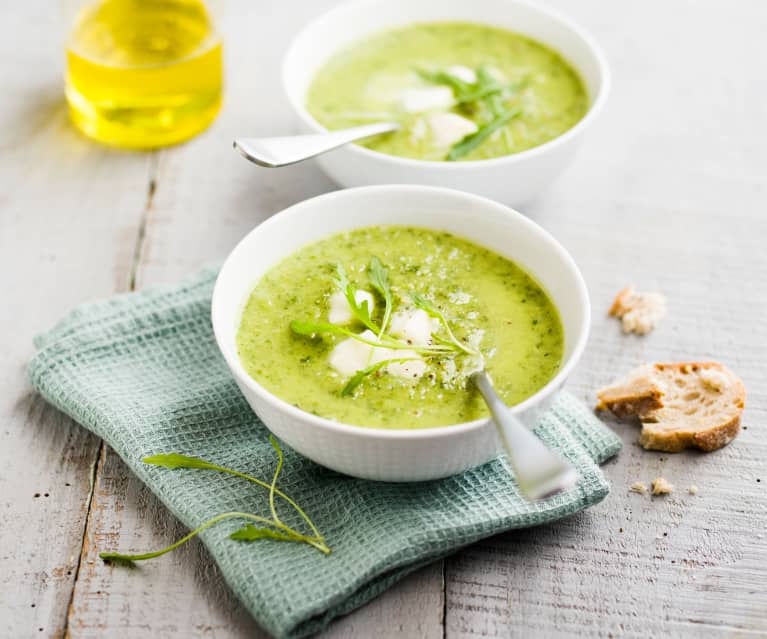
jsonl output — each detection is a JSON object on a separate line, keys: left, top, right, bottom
{"left": 306, "top": 22, "right": 588, "bottom": 162}
{"left": 236, "top": 226, "right": 564, "bottom": 429}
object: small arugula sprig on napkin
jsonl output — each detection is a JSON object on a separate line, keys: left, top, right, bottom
{"left": 417, "top": 65, "right": 525, "bottom": 160}
{"left": 290, "top": 257, "right": 481, "bottom": 396}
{"left": 100, "top": 436, "right": 330, "bottom": 564}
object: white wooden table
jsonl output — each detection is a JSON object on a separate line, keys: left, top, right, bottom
{"left": 2, "top": 1, "right": 766, "bottom": 636}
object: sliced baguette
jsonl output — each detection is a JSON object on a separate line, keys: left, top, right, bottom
{"left": 596, "top": 362, "right": 745, "bottom": 452}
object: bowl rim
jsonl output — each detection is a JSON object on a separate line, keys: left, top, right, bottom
{"left": 211, "top": 184, "right": 591, "bottom": 441}
{"left": 281, "top": 0, "right": 611, "bottom": 170}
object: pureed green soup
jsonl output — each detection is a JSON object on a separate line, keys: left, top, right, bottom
{"left": 306, "top": 22, "right": 588, "bottom": 162}
{"left": 236, "top": 226, "right": 564, "bottom": 429}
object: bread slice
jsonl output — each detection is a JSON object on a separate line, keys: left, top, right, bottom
{"left": 596, "top": 362, "right": 745, "bottom": 452}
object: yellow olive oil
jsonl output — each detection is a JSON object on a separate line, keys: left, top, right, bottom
{"left": 66, "top": 0, "right": 223, "bottom": 149}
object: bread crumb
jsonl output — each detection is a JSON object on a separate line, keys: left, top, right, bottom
{"left": 651, "top": 477, "right": 674, "bottom": 495}
{"left": 687, "top": 484, "right": 699, "bottom": 495}
{"left": 609, "top": 287, "right": 666, "bottom": 335}
{"left": 630, "top": 481, "right": 648, "bottom": 494}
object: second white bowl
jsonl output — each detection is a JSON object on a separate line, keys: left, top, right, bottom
{"left": 282, "top": 0, "right": 610, "bottom": 205}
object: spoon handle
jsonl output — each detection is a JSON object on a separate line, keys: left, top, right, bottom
{"left": 471, "top": 371, "right": 577, "bottom": 500}
{"left": 234, "top": 122, "right": 400, "bottom": 168}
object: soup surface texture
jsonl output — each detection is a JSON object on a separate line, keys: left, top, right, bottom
{"left": 237, "top": 226, "right": 564, "bottom": 428}
{"left": 306, "top": 22, "right": 588, "bottom": 161}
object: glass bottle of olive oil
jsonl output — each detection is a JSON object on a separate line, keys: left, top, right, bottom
{"left": 65, "top": 0, "right": 223, "bottom": 149}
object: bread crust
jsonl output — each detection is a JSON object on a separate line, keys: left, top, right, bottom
{"left": 597, "top": 362, "right": 746, "bottom": 453}
{"left": 608, "top": 287, "right": 633, "bottom": 317}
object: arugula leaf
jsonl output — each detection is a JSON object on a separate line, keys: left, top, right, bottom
{"left": 416, "top": 67, "right": 473, "bottom": 97}
{"left": 290, "top": 320, "right": 355, "bottom": 338}
{"left": 229, "top": 524, "right": 294, "bottom": 542}
{"left": 411, "top": 293, "right": 478, "bottom": 356}
{"left": 144, "top": 447, "right": 322, "bottom": 542}
{"left": 410, "top": 292, "right": 441, "bottom": 318}
{"left": 476, "top": 66, "right": 496, "bottom": 86}
{"left": 475, "top": 67, "right": 517, "bottom": 151}
{"left": 335, "top": 263, "right": 379, "bottom": 332}
{"left": 367, "top": 256, "right": 393, "bottom": 336}
{"left": 142, "top": 452, "right": 220, "bottom": 471}
{"left": 341, "top": 357, "right": 419, "bottom": 397}
{"left": 446, "top": 107, "right": 522, "bottom": 161}
{"left": 456, "top": 68, "right": 505, "bottom": 107}
{"left": 291, "top": 319, "right": 448, "bottom": 354}
{"left": 101, "top": 439, "right": 332, "bottom": 564}
{"left": 101, "top": 511, "right": 281, "bottom": 563}
{"left": 267, "top": 434, "right": 283, "bottom": 526}
{"left": 454, "top": 83, "right": 505, "bottom": 106}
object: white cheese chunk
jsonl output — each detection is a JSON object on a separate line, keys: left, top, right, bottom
{"left": 399, "top": 86, "right": 454, "bottom": 113}
{"left": 388, "top": 357, "right": 427, "bottom": 379}
{"left": 369, "top": 346, "right": 426, "bottom": 379}
{"left": 446, "top": 65, "right": 477, "bottom": 84}
{"left": 328, "top": 331, "right": 427, "bottom": 381}
{"left": 389, "top": 309, "right": 438, "bottom": 347}
{"left": 425, "top": 112, "right": 478, "bottom": 148}
{"left": 328, "top": 330, "right": 377, "bottom": 377}
{"left": 328, "top": 290, "right": 375, "bottom": 325}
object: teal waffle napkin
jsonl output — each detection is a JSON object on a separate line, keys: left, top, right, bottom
{"left": 28, "top": 267, "right": 621, "bottom": 639}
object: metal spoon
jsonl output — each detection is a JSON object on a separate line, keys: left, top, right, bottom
{"left": 234, "top": 122, "right": 400, "bottom": 168}
{"left": 471, "top": 370, "right": 577, "bottom": 500}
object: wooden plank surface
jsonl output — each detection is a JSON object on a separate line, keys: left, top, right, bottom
{"left": 64, "top": 2, "right": 444, "bottom": 637}
{"left": 445, "top": 0, "right": 767, "bottom": 636}
{"left": 0, "top": 8, "right": 152, "bottom": 638}
{"left": 1, "top": 0, "right": 766, "bottom": 637}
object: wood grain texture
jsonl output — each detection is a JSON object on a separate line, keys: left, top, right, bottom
{"left": 0, "top": 8, "right": 152, "bottom": 638}
{"left": 64, "top": 2, "right": 444, "bottom": 637}
{"left": 445, "top": 0, "right": 767, "bottom": 636}
{"left": 3, "top": 0, "right": 766, "bottom": 637}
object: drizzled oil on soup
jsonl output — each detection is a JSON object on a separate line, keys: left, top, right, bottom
{"left": 236, "top": 226, "right": 564, "bottom": 429}
{"left": 306, "top": 22, "right": 588, "bottom": 162}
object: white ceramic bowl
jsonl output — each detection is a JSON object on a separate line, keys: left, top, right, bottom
{"left": 282, "top": 0, "right": 609, "bottom": 205}
{"left": 212, "top": 185, "right": 590, "bottom": 481}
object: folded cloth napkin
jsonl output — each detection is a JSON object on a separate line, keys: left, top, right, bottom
{"left": 29, "top": 267, "right": 621, "bottom": 639}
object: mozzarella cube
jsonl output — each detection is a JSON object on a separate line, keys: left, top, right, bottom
{"left": 390, "top": 309, "right": 438, "bottom": 347}
{"left": 446, "top": 65, "right": 477, "bottom": 84}
{"left": 328, "top": 330, "right": 377, "bottom": 377}
{"left": 399, "top": 86, "right": 454, "bottom": 113}
{"left": 328, "top": 289, "right": 375, "bottom": 325}
{"left": 425, "top": 112, "right": 478, "bottom": 148}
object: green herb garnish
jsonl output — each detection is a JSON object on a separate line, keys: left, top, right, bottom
{"left": 411, "top": 293, "right": 478, "bottom": 356}
{"left": 341, "top": 357, "right": 420, "bottom": 397}
{"left": 446, "top": 107, "right": 522, "bottom": 161}
{"left": 336, "top": 263, "right": 379, "bottom": 332}
{"left": 290, "top": 256, "right": 485, "bottom": 396}
{"left": 367, "top": 256, "right": 393, "bottom": 337}
{"left": 416, "top": 68, "right": 473, "bottom": 97}
{"left": 415, "top": 65, "right": 524, "bottom": 160}
{"left": 290, "top": 319, "right": 450, "bottom": 355}
{"left": 100, "top": 436, "right": 330, "bottom": 563}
